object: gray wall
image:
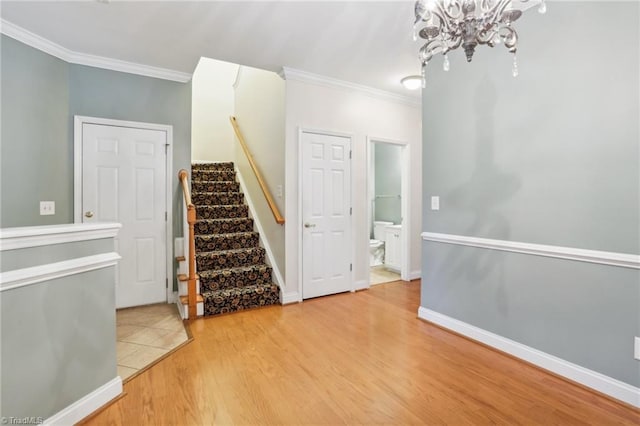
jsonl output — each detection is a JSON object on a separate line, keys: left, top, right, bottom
{"left": 69, "top": 64, "right": 192, "bottom": 247}
{"left": 1, "top": 36, "right": 71, "bottom": 227}
{"left": 374, "top": 142, "right": 402, "bottom": 225}
{"left": 0, "top": 240, "right": 117, "bottom": 419}
{"left": 422, "top": 2, "right": 639, "bottom": 387}
{"left": 1, "top": 36, "right": 192, "bottom": 287}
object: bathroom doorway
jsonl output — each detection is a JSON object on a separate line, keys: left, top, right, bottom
{"left": 366, "top": 137, "right": 410, "bottom": 285}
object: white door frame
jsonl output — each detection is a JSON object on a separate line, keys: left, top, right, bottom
{"left": 366, "top": 136, "right": 411, "bottom": 284}
{"left": 73, "top": 115, "right": 174, "bottom": 304}
{"left": 297, "top": 127, "right": 354, "bottom": 300}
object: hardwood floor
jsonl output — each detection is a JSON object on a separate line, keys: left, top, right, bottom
{"left": 85, "top": 280, "right": 639, "bottom": 425}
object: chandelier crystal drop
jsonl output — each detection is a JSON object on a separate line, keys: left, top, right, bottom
{"left": 413, "top": 0, "right": 546, "bottom": 82}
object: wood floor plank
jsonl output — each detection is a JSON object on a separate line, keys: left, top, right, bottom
{"left": 83, "top": 281, "right": 639, "bottom": 425}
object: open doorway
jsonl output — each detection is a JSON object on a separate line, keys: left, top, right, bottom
{"left": 367, "top": 138, "right": 410, "bottom": 285}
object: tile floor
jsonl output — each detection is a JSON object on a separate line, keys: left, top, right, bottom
{"left": 116, "top": 303, "right": 190, "bottom": 381}
{"left": 370, "top": 265, "right": 401, "bottom": 285}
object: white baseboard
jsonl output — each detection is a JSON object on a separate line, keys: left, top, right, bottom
{"left": 282, "top": 291, "right": 301, "bottom": 304}
{"left": 418, "top": 307, "right": 640, "bottom": 408}
{"left": 167, "top": 291, "right": 178, "bottom": 304}
{"left": 408, "top": 270, "right": 421, "bottom": 280}
{"left": 235, "top": 168, "right": 285, "bottom": 290}
{"left": 354, "top": 280, "right": 369, "bottom": 291}
{"left": 43, "top": 376, "right": 122, "bottom": 425}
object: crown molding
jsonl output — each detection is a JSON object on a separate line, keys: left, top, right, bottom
{"left": 0, "top": 19, "right": 192, "bottom": 83}
{"left": 280, "top": 67, "right": 421, "bottom": 108}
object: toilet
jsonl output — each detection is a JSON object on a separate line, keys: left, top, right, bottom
{"left": 370, "top": 221, "right": 393, "bottom": 266}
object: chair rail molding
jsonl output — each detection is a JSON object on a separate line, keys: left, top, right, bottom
{"left": 0, "top": 223, "right": 121, "bottom": 251}
{"left": 0, "top": 253, "right": 121, "bottom": 292}
{"left": 421, "top": 232, "right": 640, "bottom": 269}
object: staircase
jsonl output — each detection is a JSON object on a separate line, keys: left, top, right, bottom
{"left": 181, "top": 162, "right": 280, "bottom": 317}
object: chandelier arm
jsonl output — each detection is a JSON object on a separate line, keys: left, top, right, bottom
{"left": 484, "top": 0, "right": 514, "bottom": 25}
{"left": 499, "top": 25, "right": 519, "bottom": 52}
{"left": 429, "top": 1, "right": 460, "bottom": 34}
{"left": 420, "top": 38, "right": 446, "bottom": 64}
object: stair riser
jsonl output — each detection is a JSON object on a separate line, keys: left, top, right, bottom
{"left": 202, "top": 284, "right": 280, "bottom": 316}
{"left": 178, "top": 279, "right": 200, "bottom": 297}
{"left": 200, "top": 267, "right": 273, "bottom": 292}
{"left": 192, "top": 162, "right": 234, "bottom": 171}
{"left": 192, "top": 170, "right": 237, "bottom": 182}
{"left": 192, "top": 182, "right": 240, "bottom": 193}
{"left": 195, "top": 233, "right": 260, "bottom": 252}
{"left": 196, "top": 205, "right": 249, "bottom": 220}
{"left": 195, "top": 219, "right": 254, "bottom": 235}
{"left": 193, "top": 192, "right": 244, "bottom": 206}
{"left": 197, "top": 248, "right": 265, "bottom": 272}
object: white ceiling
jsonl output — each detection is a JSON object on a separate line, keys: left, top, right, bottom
{"left": 1, "top": 1, "right": 422, "bottom": 98}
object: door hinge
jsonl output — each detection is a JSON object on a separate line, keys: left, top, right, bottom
{"left": 166, "top": 278, "right": 169, "bottom": 288}
{"left": 165, "top": 211, "right": 168, "bottom": 221}
{"left": 349, "top": 150, "right": 352, "bottom": 159}
{"left": 350, "top": 263, "right": 353, "bottom": 271}
{"left": 350, "top": 207, "right": 352, "bottom": 215}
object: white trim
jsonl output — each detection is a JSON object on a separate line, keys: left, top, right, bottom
{"left": 0, "top": 223, "right": 121, "bottom": 251}
{"left": 167, "top": 291, "right": 179, "bottom": 304}
{"left": 0, "top": 253, "right": 121, "bottom": 292}
{"left": 417, "top": 307, "right": 640, "bottom": 408}
{"left": 282, "top": 291, "right": 301, "bottom": 305}
{"left": 366, "top": 137, "right": 412, "bottom": 284}
{"left": 1, "top": 19, "right": 191, "bottom": 83}
{"left": 232, "top": 65, "right": 244, "bottom": 89}
{"left": 280, "top": 67, "right": 421, "bottom": 108}
{"left": 421, "top": 232, "right": 640, "bottom": 269}
{"left": 74, "top": 116, "right": 174, "bottom": 306}
{"left": 409, "top": 270, "right": 422, "bottom": 280}
{"left": 298, "top": 128, "right": 355, "bottom": 300}
{"left": 235, "top": 167, "right": 285, "bottom": 290}
{"left": 43, "top": 377, "right": 123, "bottom": 426}
{"left": 354, "top": 279, "right": 368, "bottom": 291}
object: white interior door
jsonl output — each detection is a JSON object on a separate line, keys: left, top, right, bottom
{"left": 82, "top": 123, "right": 167, "bottom": 308}
{"left": 301, "top": 131, "right": 352, "bottom": 299}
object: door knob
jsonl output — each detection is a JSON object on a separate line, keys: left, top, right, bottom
{"left": 304, "top": 223, "right": 316, "bottom": 228}
{"left": 85, "top": 211, "right": 94, "bottom": 218}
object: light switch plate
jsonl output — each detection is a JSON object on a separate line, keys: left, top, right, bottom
{"left": 431, "top": 196, "right": 440, "bottom": 211}
{"left": 40, "top": 201, "right": 55, "bottom": 215}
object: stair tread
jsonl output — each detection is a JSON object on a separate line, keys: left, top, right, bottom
{"left": 196, "top": 217, "right": 252, "bottom": 223}
{"left": 196, "top": 231, "right": 258, "bottom": 240}
{"left": 197, "top": 204, "right": 246, "bottom": 208}
{"left": 201, "top": 281, "right": 278, "bottom": 296}
{"left": 177, "top": 273, "right": 200, "bottom": 282}
{"left": 198, "top": 263, "right": 271, "bottom": 278}
{"left": 197, "top": 246, "right": 264, "bottom": 256}
{"left": 192, "top": 179, "right": 237, "bottom": 183}
{"left": 179, "top": 294, "right": 204, "bottom": 304}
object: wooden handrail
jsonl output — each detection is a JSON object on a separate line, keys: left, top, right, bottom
{"left": 229, "top": 116, "right": 285, "bottom": 225}
{"left": 178, "top": 169, "right": 197, "bottom": 320}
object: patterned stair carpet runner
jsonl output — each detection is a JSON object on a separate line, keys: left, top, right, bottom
{"left": 191, "top": 162, "right": 280, "bottom": 316}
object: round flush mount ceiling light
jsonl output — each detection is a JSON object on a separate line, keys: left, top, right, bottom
{"left": 401, "top": 75, "right": 423, "bottom": 90}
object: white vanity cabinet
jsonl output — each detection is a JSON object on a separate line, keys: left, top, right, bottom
{"left": 384, "top": 225, "right": 402, "bottom": 272}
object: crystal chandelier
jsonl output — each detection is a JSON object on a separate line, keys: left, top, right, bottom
{"left": 413, "top": 0, "right": 547, "bottom": 84}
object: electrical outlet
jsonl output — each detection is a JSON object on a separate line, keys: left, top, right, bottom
{"left": 634, "top": 337, "right": 640, "bottom": 361}
{"left": 40, "top": 201, "right": 55, "bottom": 215}
{"left": 431, "top": 196, "right": 440, "bottom": 211}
